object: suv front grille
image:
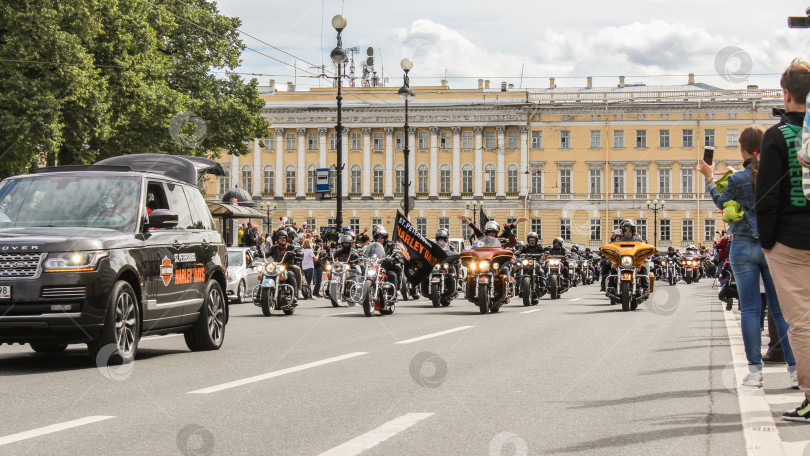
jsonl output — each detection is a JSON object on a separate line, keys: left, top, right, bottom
{"left": 41, "top": 287, "right": 86, "bottom": 300}
{"left": 0, "top": 253, "right": 43, "bottom": 278}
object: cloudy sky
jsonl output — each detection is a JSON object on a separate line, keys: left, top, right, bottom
{"left": 217, "top": 0, "right": 810, "bottom": 90}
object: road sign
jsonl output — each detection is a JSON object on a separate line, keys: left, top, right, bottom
{"left": 316, "top": 168, "right": 330, "bottom": 192}
{"left": 400, "top": 198, "right": 415, "bottom": 212}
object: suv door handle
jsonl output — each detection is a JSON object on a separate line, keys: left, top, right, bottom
{"left": 201, "top": 239, "right": 209, "bottom": 247}
{"left": 173, "top": 240, "right": 183, "bottom": 249}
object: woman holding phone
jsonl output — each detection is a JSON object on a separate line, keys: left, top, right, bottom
{"left": 699, "top": 125, "right": 796, "bottom": 388}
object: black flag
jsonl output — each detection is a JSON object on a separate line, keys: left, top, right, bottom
{"left": 393, "top": 211, "right": 448, "bottom": 284}
{"left": 479, "top": 207, "right": 490, "bottom": 233}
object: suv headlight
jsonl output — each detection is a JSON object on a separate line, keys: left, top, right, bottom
{"left": 44, "top": 251, "right": 109, "bottom": 272}
{"left": 621, "top": 256, "right": 633, "bottom": 267}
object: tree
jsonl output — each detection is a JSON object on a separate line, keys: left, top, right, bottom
{"left": 0, "top": 0, "right": 269, "bottom": 179}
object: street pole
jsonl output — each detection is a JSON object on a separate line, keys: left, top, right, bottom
{"left": 398, "top": 58, "right": 415, "bottom": 218}
{"left": 647, "top": 199, "right": 664, "bottom": 249}
{"left": 330, "top": 15, "right": 348, "bottom": 230}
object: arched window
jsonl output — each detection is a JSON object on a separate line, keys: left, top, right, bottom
{"left": 307, "top": 165, "right": 317, "bottom": 194}
{"left": 285, "top": 165, "right": 296, "bottom": 195}
{"left": 241, "top": 165, "right": 253, "bottom": 192}
{"left": 394, "top": 164, "right": 405, "bottom": 195}
{"left": 484, "top": 164, "right": 496, "bottom": 193}
{"left": 439, "top": 164, "right": 451, "bottom": 194}
{"left": 372, "top": 164, "right": 384, "bottom": 194}
{"left": 417, "top": 164, "right": 429, "bottom": 194}
{"left": 263, "top": 165, "right": 274, "bottom": 194}
{"left": 507, "top": 164, "right": 519, "bottom": 193}
{"left": 461, "top": 164, "right": 473, "bottom": 194}
{"left": 350, "top": 165, "right": 362, "bottom": 194}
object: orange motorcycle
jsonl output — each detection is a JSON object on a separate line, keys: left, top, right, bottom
{"left": 459, "top": 237, "right": 515, "bottom": 314}
{"left": 600, "top": 241, "right": 656, "bottom": 311}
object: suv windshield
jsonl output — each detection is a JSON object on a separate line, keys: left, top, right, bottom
{"left": 0, "top": 174, "right": 142, "bottom": 232}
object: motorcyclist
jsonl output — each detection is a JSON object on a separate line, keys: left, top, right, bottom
{"left": 601, "top": 230, "right": 621, "bottom": 290}
{"left": 372, "top": 227, "right": 402, "bottom": 291}
{"left": 516, "top": 232, "right": 543, "bottom": 255}
{"left": 613, "top": 220, "right": 650, "bottom": 287}
{"left": 435, "top": 228, "right": 455, "bottom": 252}
{"left": 582, "top": 247, "right": 598, "bottom": 281}
{"left": 546, "top": 237, "right": 567, "bottom": 256}
{"left": 666, "top": 246, "right": 680, "bottom": 258}
{"left": 456, "top": 214, "right": 526, "bottom": 249}
{"left": 264, "top": 230, "right": 299, "bottom": 301}
{"left": 333, "top": 233, "right": 361, "bottom": 264}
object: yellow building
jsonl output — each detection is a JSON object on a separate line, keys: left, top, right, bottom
{"left": 205, "top": 76, "right": 782, "bottom": 249}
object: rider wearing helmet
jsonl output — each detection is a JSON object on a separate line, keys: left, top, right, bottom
{"left": 616, "top": 219, "right": 643, "bottom": 242}
{"left": 516, "top": 231, "right": 543, "bottom": 255}
{"left": 666, "top": 246, "right": 680, "bottom": 258}
{"left": 333, "top": 233, "right": 360, "bottom": 264}
{"left": 435, "top": 228, "right": 454, "bottom": 252}
{"left": 456, "top": 213, "right": 527, "bottom": 248}
{"left": 546, "top": 237, "right": 567, "bottom": 256}
{"left": 265, "top": 230, "right": 300, "bottom": 301}
{"left": 373, "top": 227, "right": 402, "bottom": 291}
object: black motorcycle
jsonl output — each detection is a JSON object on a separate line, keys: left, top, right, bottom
{"left": 427, "top": 253, "right": 460, "bottom": 307}
{"left": 543, "top": 255, "right": 571, "bottom": 300}
{"left": 516, "top": 253, "right": 546, "bottom": 306}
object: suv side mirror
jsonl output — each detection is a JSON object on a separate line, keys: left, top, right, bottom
{"left": 146, "top": 209, "right": 179, "bottom": 229}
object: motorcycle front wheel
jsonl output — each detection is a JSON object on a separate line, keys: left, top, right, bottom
{"left": 430, "top": 282, "right": 441, "bottom": 308}
{"left": 521, "top": 277, "right": 532, "bottom": 306}
{"left": 362, "top": 281, "right": 375, "bottom": 317}
{"left": 261, "top": 289, "right": 275, "bottom": 317}
{"left": 549, "top": 275, "right": 559, "bottom": 300}
{"left": 478, "top": 284, "right": 490, "bottom": 314}
{"left": 620, "top": 282, "right": 631, "bottom": 311}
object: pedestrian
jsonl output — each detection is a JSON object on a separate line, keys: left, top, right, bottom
{"left": 237, "top": 223, "right": 245, "bottom": 247}
{"left": 699, "top": 124, "right": 796, "bottom": 391}
{"left": 301, "top": 238, "right": 316, "bottom": 299}
{"left": 755, "top": 58, "right": 810, "bottom": 422}
{"left": 312, "top": 237, "right": 324, "bottom": 297}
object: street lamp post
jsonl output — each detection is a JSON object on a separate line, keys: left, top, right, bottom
{"left": 466, "top": 200, "right": 484, "bottom": 227}
{"left": 330, "top": 15, "right": 348, "bottom": 229}
{"left": 646, "top": 199, "right": 665, "bottom": 249}
{"left": 398, "top": 58, "right": 415, "bottom": 218}
{"left": 260, "top": 201, "right": 277, "bottom": 234}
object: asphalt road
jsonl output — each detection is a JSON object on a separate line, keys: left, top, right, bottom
{"left": 0, "top": 279, "right": 744, "bottom": 456}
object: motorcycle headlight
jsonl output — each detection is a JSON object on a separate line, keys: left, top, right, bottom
{"left": 254, "top": 264, "right": 263, "bottom": 273}
{"left": 479, "top": 260, "right": 490, "bottom": 272}
{"left": 44, "top": 251, "right": 109, "bottom": 272}
{"left": 469, "top": 262, "right": 477, "bottom": 271}
{"left": 344, "top": 264, "right": 350, "bottom": 271}
{"left": 621, "top": 256, "right": 633, "bottom": 267}
{"left": 549, "top": 259, "right": 560, "bottom": 266}
{"left": 278, "top": 265, "right": 286, "bottom": 272}
{"left": 264, "top": 263, "right": 276, "bottom": 274}
{"left": 443, "top": 264, "right": 449, "bottom": 269}
{"left": 522, "top": 259, "right": 529, "bottom": 266}
{"left": 366, "top": 267, "right": 377, "bottom": 278}
{"left": 434, "top": 264, "right": 442, "bottom": 271}
{"left": 326, "top": 264, "right": 333, "bottom": 271}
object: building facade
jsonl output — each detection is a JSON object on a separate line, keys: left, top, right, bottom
{"left": 205, "top": 77, "right": 782, "bottom": 248}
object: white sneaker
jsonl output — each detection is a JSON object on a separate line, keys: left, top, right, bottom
{"left": 742, "top": 371, "right": 763, "bottom": 388}
{"left": 790, "top": 370, "right": 799, "bottom": 390}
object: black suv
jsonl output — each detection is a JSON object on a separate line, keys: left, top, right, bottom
{"left": 0, "top": 154, "right": 228, "bottom": 364}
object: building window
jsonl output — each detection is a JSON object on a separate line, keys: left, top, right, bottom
{"left": 371, "top": 218, "right": 382, "bottom": 229}
{"left": 241, "top": 165, "right": 252, "bottom": 192}
{"left": 507, "top": 165, "right": 518, "bottom": 193}
{"left": 682, "top": 129, "right": 693, "bottom": 148}
{"left": 351, "top": 132, "right": 361, "bottom": 150}
{"left": 704, "top": 129, "right": 716, "bottom": 147}
{"left": 531, "top": 170, "right": 543, "bottom": 194}
{"left": 417, "top": 164, "right": 429, "bottom": 194}
{"left": 682, "top": 219, "right": 694, "bottom": 242}
{"left": 461, "top": 221, "right": 472, "bottom": 240}
{"left": 395, "top": 165, "right": 405, "bottom": 195}
{"left": 350, "top": 165, "right": 362, "bottom": 194}
{"left": 263, "top": 134, "right": 274, "bottom": 151}
{"left": 681, "top": 168, "right": 694, "bottom": 194}
{"left": 613, "top": 218, "right": 623, "bottom": 232}
{"left": 307, "top": 166, "right": 316, "bottom": 194}
{"left": 659, "top": 168, "right": 671, "bottom": 194}
{"left": 349, "top": 218, "right": 360, "bottom": 235}
{"left": 530, "top": 219, "right": 542, "bottom": 240}
{"left": 395, "top": 132, "right": 404, "bottom": 150}
{"left": 418, "top": 131, "right": 429, "bottom": 149}
{"left": 727, "top": 129, "right": 739, "bottom": 148}
{"left": 440, "top": 130, "right": 451, "bottom": 149}
{"left": 635, "top": 168, "right": 647, "bottom": 194}
{"left": 560, "top": 130, "right": 571, "bottom": 149}
{"left": 372, "top": 165, "right": 384, "bottom": 194}
{"left": 636, "top": 130, "right": 647, "bottom": 148}
{"left": 329, "top": 132, "right": 336, "bottom": 150}
{"left": 462, "top": 131, "right": 473, "bottom": 149}
{"left": 559, "top": 169, "right": 572, "bottom": 194}
{"left": 485, "top": 131, "right": 496, "bottom": 149}
{"left": 612, "top": 168, "right": 625, "bottom": 194}
{"left": 285, "top": 166, "right": 296, "bottom": 194}
{"left": 438, "top": 217, "right": 450, "bottom": 233}
{"left": 507, "top": 130, "right": 518, "bottom": 149}
{"left": 636, "top": 219, "right": 647, "bottom": 242}
{"left": 660, "top": 219, "right": 671, "bottom": 241}
{"left": 613, "top": 130, "right": 624, "bottom": 148}
{"left": 308, "top": 132, "right": 318, "bottom": 150}
{"left": 263, "top": 166, "right": 274, "bottom": 193}
{"left": 590, "top": 219, "right": 602, "bottom": 241}
{"left": 484, "top": 165, "right": 496, "bottom": 193}
{"left": 327, "top": 218, "right": 335, "bottom": 229}
{"left": 218, "top": 171, "right": 230, "bottom": 196}
{"left": 373, "top": 132, "right": 383, "bottom": 151}
{"left": 659, "top": 129, "right": 670, "bottom": 148}
{"left": 705, "top": 219, "right": 716, "bottom": 241}
{"left": 306, "top": 218, "right": 316, "bottom": 230}
{"left": 439, "top": 165, "right": 451, "bottom": 193}
{"left": 560, "top": 218, "right": 571, "bottom": 241}
{"left": 531, "top": 131, "right": 543, "bottom": 149}
{"left": 590, "top": 130, "right": 601, "bottom": 149}
{"left": 286, "top": 132, "right": 296, "bottom": 150}
{"left": 416, "top": 218, "right": 427, "bottom": 235}
{"left": 461, "top": 165, "right": 473, "bottom": 194}
{"left": 589, "top": 168, "right": 602, "bottom": 195}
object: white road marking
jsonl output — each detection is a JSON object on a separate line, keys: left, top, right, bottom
{"left": 722, "top": 306, "right": 786, "bottom": 456}
{"left": 0, "top": 416, "right": 114, "bottom": 447}
{"left": 188, "top": 352, "right": 368, "bottom": 394}
{"left": 520, "top": 309, "right": 542, "bottom": 314}
{"left": 330, "top": 311, "right": 357, "bottom": 316}
{"left": 569, "top": 298, "right": 582, "bottom": 302}
{"left": 395, "top": 326, "right": 474, "bottom": 345}
{"left": 140, "top": 334, "right": 183, "bottom": 341}
{"left": 317, "top": 413, "right": 434, "bottom": 456}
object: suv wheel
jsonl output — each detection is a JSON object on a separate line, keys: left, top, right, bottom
{"left": 30, "top": 343, "right": 68, "bottom": 353}
{"left": 185, "top": 280, "right": 226, "bottom": 351}
{"left": 88, "top": 281, "right": 140, "bottom": 365}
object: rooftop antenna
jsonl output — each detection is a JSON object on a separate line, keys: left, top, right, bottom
{"left": 519, "top": 63, "right": 524, "bottom": 88}
{"left": 347, "top": 46, "right": 360, "bottom": 87}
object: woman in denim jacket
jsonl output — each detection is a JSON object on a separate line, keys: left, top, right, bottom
{"left": 699, "top": 125, "right": 796, "bottom": 388}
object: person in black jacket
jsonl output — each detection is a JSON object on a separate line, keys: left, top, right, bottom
{"left": 756, "top": 59, "right": 810, "bottom": 422}
{"left": 264, "top": 231, "right": 299, "bottom": 301}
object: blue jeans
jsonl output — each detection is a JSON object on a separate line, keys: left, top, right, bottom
{"left": 730, "top": 236, "right": 796, "bottom": 371}
{"left": 303, "top": 268, "right": 315, "bottom": 293}
{"left": 313, "top": 265, "right": 324, "bottom": 295}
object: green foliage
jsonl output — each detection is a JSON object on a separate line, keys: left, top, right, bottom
{"left": 0, "top": 0, "right": 269, "bottom": 179}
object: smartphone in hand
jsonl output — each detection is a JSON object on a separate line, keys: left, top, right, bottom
{"left": 703, "top": 146, "right": 715, "bottom": 166}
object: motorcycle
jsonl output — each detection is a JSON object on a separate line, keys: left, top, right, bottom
{"left": 543, "top": 254, "right": 571, "bottom": 300}
{"left": 600, "top": 241, "right": 657, "bottom": 311}
{"left": 460, "top": 236, "right": 515, "bottom": 314}
{"left": 323, "top": 254, "right": 364, "bottom": 307}
{"left": 581, "top": 258, "right": 595, "bottom": 285}
{"left": 359, "top": 243, "right": 398, "bottom": 317}
{"left": 516, "top": 253, "right": 546, "bottom": 306}
{"left": 680, "top": 254, "right": 700, "bottom": 284}
{"left": 251, "top": 260, "right": 297, "bottom": 316}
{"left": 427, "top": 253, "right": 461, "bottom": 307}
{"left": 569, "top": 258, "right": 581, "bottom": 287}
{"left": 665, "top": 257, "right": 680, "bottom": 286}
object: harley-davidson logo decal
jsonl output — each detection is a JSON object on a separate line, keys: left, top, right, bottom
{"left": 160, "top": 256, "right": 173, "bottom": 286}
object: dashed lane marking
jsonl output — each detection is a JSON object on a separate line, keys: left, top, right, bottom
{"left": 0, "top": 416, "right": 115, "bottom": 447}
{"left": 317, "top": 413, "right": 435, "bottom": 456}
{"left": 394, "top": 326, "right": 474, "bottom": 345}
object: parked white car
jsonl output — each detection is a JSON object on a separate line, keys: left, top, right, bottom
{"left": 226, "top": 247, "right": 263, "bottom": 303}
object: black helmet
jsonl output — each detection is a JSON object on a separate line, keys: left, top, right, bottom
{"left": 374, "top": 227, "right": 389, "bottom": 241}
{"left": 436, "top": 228, "right": 449, "bottom": 241}
{"left": 553, "top": 237, "right": 564, "bottom": 247}
{"left": 668, "top": 246, "right": 675, "bottom": 252}
{"left": 526, "top": 232, "right": 539, "bottom": 243}
{"left": 276, "top": 230, "right": 288, "bottom": 241}
{"left": 571, "top": 244, "right": 579, "bottom": 252}
{"left": 620, "top": 219, "right": 636, "bottom": 236}
{"left": 585, "top": 247, "right": 591, "bottom": 253}
{"left": 484, "top": 220, "right": 500, "bottom": 235}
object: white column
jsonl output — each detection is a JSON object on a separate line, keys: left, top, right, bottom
{"left": 252, "top": 139, "right": 261, "bottom": 197}
{"left": 496, "top": 126, "right": 506, "bottom": 197}
{"left": 230, "top": 154, "right": 239, "bottom": 190}
{"left": 297, "top": 128, "right": 306, "bottom": 198}
{"left": 429, "top": 126, "right": 439, "bottom": 197}
{"left": 318, "top": 128, "right": 328, "bottom": 168}
{"left": 341, "top": 128, "right": 349, "bottom": 196}
{"left": 520, "top": 126, "right": 529, "bottom": 196}
{"left": 384, "top": 127, "right": 394, "bottom": 197}
{"left": 275, "top": 128, "right": 284, "bottom": 197}
{"left": 362, "top": 127, "right": 372, "bottom": 197}
{"left": 451, "top": 127, "right": 461, "bottom": 197}
{"left": 408, "top": 131, "right": 416, "bottom": 198}
{"left": 474, "top": 127, "right": 483, "bottom": 197}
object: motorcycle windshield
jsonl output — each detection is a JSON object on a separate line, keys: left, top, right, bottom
{"left": 364, "top": 242, "right": 386, "bottom": 259}
{"left": 477, "top": 236, "right": 500, "bottom": 247}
